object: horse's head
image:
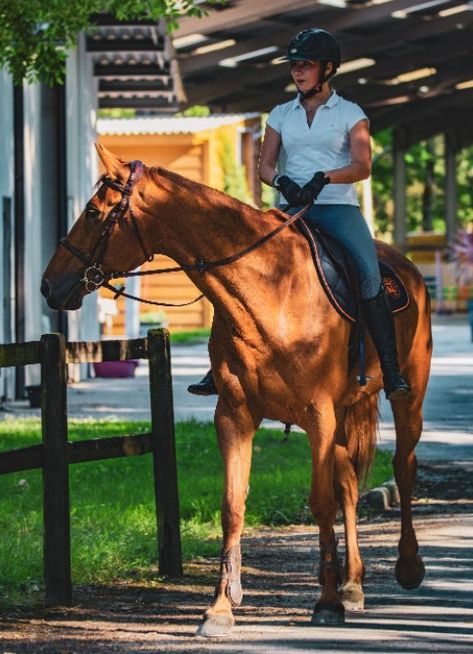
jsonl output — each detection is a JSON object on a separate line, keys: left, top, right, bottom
{"left": 41, "top": 144, "right": 151, "bottom": 311}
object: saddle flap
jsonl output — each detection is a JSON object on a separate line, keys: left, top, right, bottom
{"left": 298, "top": 218, "right": 410, "bottom": 323}
{"left": 380, "top": 261, "right": 410, "bottom": 312}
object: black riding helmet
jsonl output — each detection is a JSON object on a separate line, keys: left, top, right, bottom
{"left": 281, "top": 28, "right": 341, "bottom": 99}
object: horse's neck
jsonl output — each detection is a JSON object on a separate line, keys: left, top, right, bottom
{"left": 145, "top": 172, "right": 292, "bottom": 328}
{"left": 153, "top": 182, "right": 269, "bottom": 256}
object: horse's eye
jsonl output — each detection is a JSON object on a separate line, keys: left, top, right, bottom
{"left": 86, "top": 204, "right": 101, "bottom": 219}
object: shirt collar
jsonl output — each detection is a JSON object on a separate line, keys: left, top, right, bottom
{"left": 293, "top": 89, "right": 340, "bottom": 110}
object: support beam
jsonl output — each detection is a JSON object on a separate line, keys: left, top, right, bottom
{"left": 13, "top": 84, "right": 25, "bottom": 399}
{"left": 335, "top": 30, "right": 473, "bottom": 89}
{"left": 370, "top": 88, "right": 473, "bottom": 134}
{"left": 393, "top": 128, "right": 408, "bottom": 250}
{"left": 178, "top": 10, "right": 472, "bottom": 77}
{"left": 175, "top": 0, "right": 324, "bottom": 38}
{"left": 444, "top": 131, "right": 459, "bottom": 245}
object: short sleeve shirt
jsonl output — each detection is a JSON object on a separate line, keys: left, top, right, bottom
{"left": 266, "top": 91, "right": 368, "bottom": 206}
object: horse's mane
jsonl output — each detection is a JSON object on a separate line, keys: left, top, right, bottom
{"left": 149, "top": 165, "right": 266, "bottom": 221}
{"left": 96, "top": 161, "right": 288, "bottom": 226}
{"left": 94, "top": 174, "right": 107, "bottom": 190}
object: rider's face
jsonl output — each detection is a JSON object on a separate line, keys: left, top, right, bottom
{"left": 290, "top": 60, "right": 321, "bottom": 93}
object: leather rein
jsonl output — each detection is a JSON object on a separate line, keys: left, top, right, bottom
{"left": 60, "top": 160, "right": 308, "bottom": 308}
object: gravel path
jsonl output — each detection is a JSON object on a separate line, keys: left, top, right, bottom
{"left": 1, "top": 315, "right": 472, "bottom": 652}
{"left": 1, "top": 462, "right": 472, "bottom": 654}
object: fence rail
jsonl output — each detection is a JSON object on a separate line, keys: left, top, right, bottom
{"left": 0, "top": 431, "right": 154, "bottom": 474}
{"left": 0, "top": 329, "right": 182, "bottom": 606}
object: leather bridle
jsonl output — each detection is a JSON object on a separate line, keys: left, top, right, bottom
{"left": 60, "top": 160, "right": 308, "bottom": 308}
{"left": 60, "top": 160, "right": 153, "bottom": 295}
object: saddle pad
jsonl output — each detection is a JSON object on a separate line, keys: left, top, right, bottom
{"left": 297, "top": 219, "right": 410, "bottom": 323}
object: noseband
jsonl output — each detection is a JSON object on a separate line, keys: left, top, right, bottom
{"left": 60, "top": 160, "right": 152, "bottom": 294}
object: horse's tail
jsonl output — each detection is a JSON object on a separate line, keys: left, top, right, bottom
{"left": 344, "top": 393, "right": 380, "bottom": 488}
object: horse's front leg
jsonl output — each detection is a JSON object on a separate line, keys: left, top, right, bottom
{"left": 307, "top": 401, "right": 345, "bottom": 625}
{"left": 197, "top": 398, "right": 260, "bottom": 637}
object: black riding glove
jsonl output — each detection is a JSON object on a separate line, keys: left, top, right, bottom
{"left": 274, "top": 175, "right": 303, "bottom": 206}
{"left": 297, "top": 171, "right": 331, "bottom": 205}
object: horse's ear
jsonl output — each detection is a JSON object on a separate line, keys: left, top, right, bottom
{"left": 95, "top": 142, "right": 126, "bottom": 179}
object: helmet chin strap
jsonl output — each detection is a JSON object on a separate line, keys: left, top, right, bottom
{"left": 298, "top": 61, "right": 329, "bottom": 100}
{"left": 299, "top": 83, "right": 323, "bottom": 100}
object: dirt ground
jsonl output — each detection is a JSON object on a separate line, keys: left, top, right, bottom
{"left": 1, "top": 462, "right": 472, "bottom": 654}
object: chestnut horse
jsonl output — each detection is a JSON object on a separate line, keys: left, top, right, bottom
{"left": 42, "top": 145, "right": 431, "bottom": 636}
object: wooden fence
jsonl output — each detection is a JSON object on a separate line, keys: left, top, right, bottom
{"left": 0, "top": 329, "right": 182, "bottom": 606}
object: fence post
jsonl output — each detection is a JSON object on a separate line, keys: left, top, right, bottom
{"left": 40, "top": 333, "right": 72, "bottom": 605}
{"left": 148, "top": 328, "right": 183, "bottom": 576}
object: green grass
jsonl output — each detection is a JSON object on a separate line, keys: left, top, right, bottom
{"left": 0, "top": 418, "right": 392, "bottom": 603}
{"left": 169, "top": 328, "right": 210, "bottom": 345}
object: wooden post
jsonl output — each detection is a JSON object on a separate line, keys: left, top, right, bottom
{"left": 393, "top": 127, "right": 407, "bottom": 251}
{"left": 147, "top": 328, "right": 183, "bottom": 576}
{"left": 444, "top": 131, "right": 458, "bottom": 245}
{"left": 40, "top": 333, "right": 72, "bottom": 606}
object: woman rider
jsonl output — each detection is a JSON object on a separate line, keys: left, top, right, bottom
{"left": 188, "top": 28, "right": 409, "bottom": 401}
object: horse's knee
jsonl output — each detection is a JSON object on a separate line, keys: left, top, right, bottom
{"left": 309, "top": 491, "right": 337, "bottom": 523}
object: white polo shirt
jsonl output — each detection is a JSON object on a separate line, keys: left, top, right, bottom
{"left": 266, "top": 91, "right": 368, "bottom": 206}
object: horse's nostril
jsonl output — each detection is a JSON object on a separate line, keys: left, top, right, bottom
{"left": 41, "top": 279, "right": 50, "bottom": 299}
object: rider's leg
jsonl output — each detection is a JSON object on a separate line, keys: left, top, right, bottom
{"left": 188, "top": 369, "right": 218, "bottom": 396}
{"left": 361, "top": 287, "right": 410, "bottom": 399}
{"left": 304, "top": 204, "right": 409, "bottom": 400}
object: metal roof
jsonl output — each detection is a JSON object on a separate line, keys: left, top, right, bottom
{"left": 97, "top": 114, "right": 260, "bottom": 135}
{"left": 86, "top": 13, "right": 180, "bottom": 112}
{"left": 172, "top": 0, "right": 473, "bottom": 144}
{"left": 87, "top": 2, "right": 473, "bottom": 144}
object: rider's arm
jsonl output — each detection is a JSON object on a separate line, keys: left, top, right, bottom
{"left": 323, "top": 119, "right": 371, "bottom": 184}
{"left": 258, "top": 125, "right": 282, "bottom": 187}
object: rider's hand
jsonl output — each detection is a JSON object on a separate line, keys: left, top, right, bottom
{"left": 297, "top": 172, "right": 330, "bottom": 205}
{"left": 274, "top": 175, "right": 303, "bottom": 206}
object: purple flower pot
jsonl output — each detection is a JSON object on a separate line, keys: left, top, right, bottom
{"left": 93, "top": 360, "right": 139, "bottom": 378}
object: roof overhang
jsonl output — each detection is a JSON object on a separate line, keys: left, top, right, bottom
{"left": 86, "top": 2, "right": 473, "bottom": 142}
{"left": 86, "top": 13, "right": 182, "bottom": 112}
{"left": 173, "top": 0, "right": 473, "bottom": 142}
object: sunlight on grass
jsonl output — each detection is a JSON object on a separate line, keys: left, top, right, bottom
{"left": 170, "top": 328, "right": 210, "bottom": 345}
{"left": 0, "top": 418, "right": 392, "bottom": 603}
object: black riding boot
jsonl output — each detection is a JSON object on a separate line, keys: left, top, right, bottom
{"left": 362, "top": 286, "right": 410, "bottom": 400}
{"left": 187, "top": 369, "right": 218, "bottom": 396}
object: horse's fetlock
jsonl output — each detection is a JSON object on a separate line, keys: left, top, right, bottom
{"left": 210, "top": 586, "right": 233, "bottom": 613}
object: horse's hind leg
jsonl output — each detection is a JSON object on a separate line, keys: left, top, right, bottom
{"left": 390, "top": 307, "right": 431, "bottom": 590}
{"left": 197, "top": 399, "right": 260, "bottom": 637}
{"left": 391, "top": 394, "right": 426, "bottom": 589}
{"left": 334, "top": 440, "right": 365, "bottom": 611}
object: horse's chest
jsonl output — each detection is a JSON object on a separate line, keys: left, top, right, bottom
{"left": 251, "top": 358, "right": 322, "bottom": 417}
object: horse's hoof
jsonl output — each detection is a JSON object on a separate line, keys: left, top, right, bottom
{"left": 311, "top": 602, "right": 345, "bottom": 626}
{"left": 395, "top": 554, "right": 425, "bottom": 589}
{"left": 340, "top": 583, "right": 365, "bottom": 611}
{"left": 196, "top": 613, "right": 234, "bottom": 638}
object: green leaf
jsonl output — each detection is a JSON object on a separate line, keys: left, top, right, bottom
{"left": 0, "top": 0, "right": 222, "bottom": 85}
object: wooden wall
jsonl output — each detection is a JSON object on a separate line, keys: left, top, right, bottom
{"left": 98, "top": 120, "right": 261, "bottom": 335}
{"left": 98, "top": 132, "right": 212, "bottom": 334}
